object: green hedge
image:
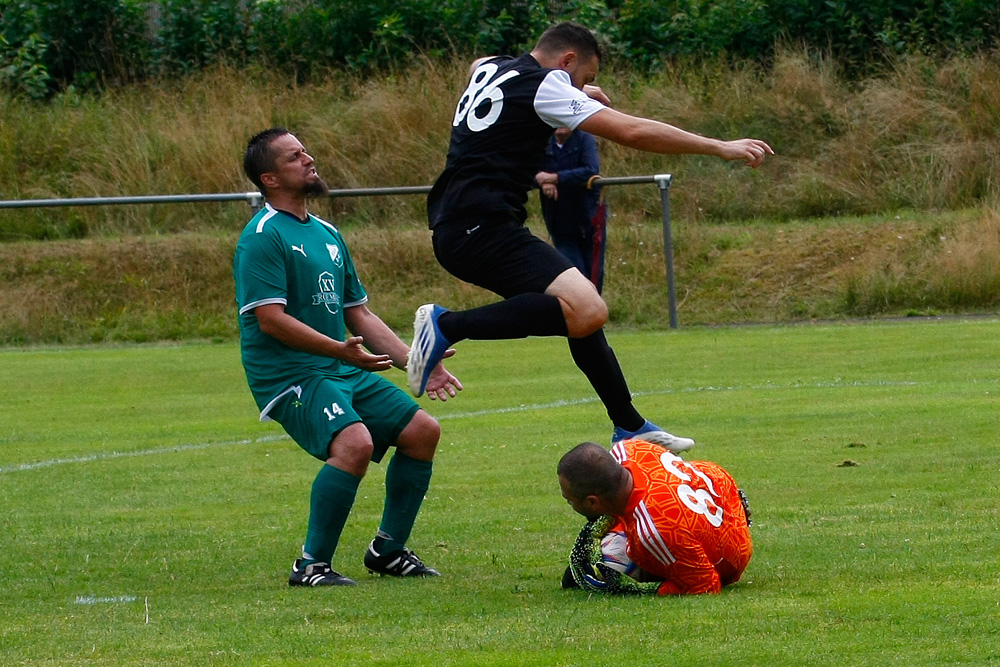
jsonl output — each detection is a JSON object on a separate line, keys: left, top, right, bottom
{"left": 2, "top": 0, "right": 999, "bottom": 97}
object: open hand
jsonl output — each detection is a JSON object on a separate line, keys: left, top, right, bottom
{"left": 340, "top": 336, "right": 393, "bottom": 371}
{"left": 424, "top": 349, "right": 462, "bottom": 401}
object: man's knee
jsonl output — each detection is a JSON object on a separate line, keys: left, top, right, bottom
{"left": 327, "top": 423, "right": 374, "bottom": 475}
{"left": 396, "top": 410, "right": 440, "bottom": 461}
{"left": 546, "top": 268, "right": 608, "bottom": 337}
{"left": 564, "top": 294, "right": 608, "bottom": 337}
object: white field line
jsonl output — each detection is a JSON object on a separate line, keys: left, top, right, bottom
{"left": 74, "top": 595, "right": 137, "bottom": 605}
{"left": 0, "top": 434, "right": 290, "bottom": 474}
{"left": 0, "top": 380, "right": 921, "bottom": 475}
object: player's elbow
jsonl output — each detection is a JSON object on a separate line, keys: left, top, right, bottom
{"left": 255, "top": 311, "right": 282, "bottom": 338}
{"left": 613, "top": 123, "right": 648, "bottom": 150}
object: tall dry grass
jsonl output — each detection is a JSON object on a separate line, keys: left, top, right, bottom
{"left": 2, "top": 50, "right": 1000, "bottom": 241}
{"left": 0, "top": 60, "right": 467, "bottom": 239}
{"left": 0, "top": 233, "right": 238, "bottom": 344}
{"left": 602, "top": 49, "right": 1000, "bottom": 220}
{"left": 843, "top": 206, "right": 1000, "bottom": 315}
{"left": 3, "top": 206, "right": 996, "bottom": 345}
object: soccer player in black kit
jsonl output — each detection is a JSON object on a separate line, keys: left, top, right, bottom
{"left": 409, "top": 22, "right": 773, "bottom": 450}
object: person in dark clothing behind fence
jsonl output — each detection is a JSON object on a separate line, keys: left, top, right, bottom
{"left": 536, "top": 127, "right": 608, "bottom": 293}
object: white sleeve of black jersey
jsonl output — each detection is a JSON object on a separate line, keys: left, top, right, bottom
{"left": 532, "top": 69, "right": 606, "bottom": 130}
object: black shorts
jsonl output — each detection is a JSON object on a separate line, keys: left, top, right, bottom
{"left": 432, "top": 215, "right": 574, "bottom": 299}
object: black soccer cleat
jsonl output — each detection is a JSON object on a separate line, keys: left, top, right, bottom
{"left": 288, "top": 558, "right": 356, "bottom": 587}
{"left": 364, "top": 541, "right": 441, "bottom": 577}
{"left": 562, "top": 565, "right": 580, "bottom": 589}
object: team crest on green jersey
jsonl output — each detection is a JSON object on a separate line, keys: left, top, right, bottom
{"left": 326, "top": 243, "right": 343, "bottom": 267}
{"left": 313, "top": 271, "right": 341, "bottom": 313}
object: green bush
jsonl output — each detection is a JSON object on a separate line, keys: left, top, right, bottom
{"left": 37, "top": 0, "right": 147, "bottom": 87}
{"left": 0, "top": 33, "right": 51, "bottom": 99}
{"left": 2, "top": 0, "right": 999, "bottom": 96}
{"left": 764, "top": 0, "right": 1000, "bottom": 72}
{"left": 153, "top": 0, "right": 251, "bottom": 74}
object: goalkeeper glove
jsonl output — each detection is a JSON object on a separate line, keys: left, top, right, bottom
{"left": 567, "top": 516, "right": 660, "bottom": 595}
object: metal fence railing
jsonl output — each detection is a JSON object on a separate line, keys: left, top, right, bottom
{"left": 0, "top": 174, "right": 680, "bottom": 327}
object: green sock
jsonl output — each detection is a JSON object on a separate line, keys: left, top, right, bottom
{"left": 377, "top": 453, "right": 432, "bottom": 554}
{"left": 303, "top": 464, "right": 361, "bottom": 564}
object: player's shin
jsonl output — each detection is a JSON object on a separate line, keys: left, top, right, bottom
{"left": 376, "top": 453, "right": 432, "bottom": 553}
{"left": 303, "top": 464, "right": 361, "bottom": 564}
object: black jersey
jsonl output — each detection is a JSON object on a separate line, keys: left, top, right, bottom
{"left": 427, "top": 53, "right": 605, "bottom": 229}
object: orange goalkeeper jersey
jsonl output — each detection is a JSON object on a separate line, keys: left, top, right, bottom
{"left": 611, "top": 439, "right": 752, "bottom": 595}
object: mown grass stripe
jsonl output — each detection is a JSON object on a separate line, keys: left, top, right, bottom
{"left": 0, "top": 379, "right": 928, "bottom": 475}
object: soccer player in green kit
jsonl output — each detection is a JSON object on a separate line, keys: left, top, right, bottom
{"left": 234, "top": 128, "right": 462, "bottom": 586}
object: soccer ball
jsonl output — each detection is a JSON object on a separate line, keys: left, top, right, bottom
{"left": 600, "top": 530, "right": 637, "bottom": 577}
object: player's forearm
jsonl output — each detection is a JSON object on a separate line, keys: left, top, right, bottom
{"left": 345, "top": 307, "right": 409, "bottom": 369}
{"left": 258, "top": 309, "right": 348, "bottom": 359}
{"left": 623, "top": 119, "right": 722, "bottom": 156}
{"left": 356, "top": 327, "right": 409, "bottom": 370}
{"left": 581, "top": 109, "right": 724, "bottom": 157}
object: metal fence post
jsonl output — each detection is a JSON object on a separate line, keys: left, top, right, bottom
{"left": 654, "top": 174, "right": 678, "bottom": 329}
{"left": 247, "top": 192, "right": 264, "bottom": 213}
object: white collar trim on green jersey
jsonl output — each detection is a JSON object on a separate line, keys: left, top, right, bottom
{"left": 259, "top": 203, "right": 343, "bottom": 236}
{"left": 256, "top": 204, "right": 281, "bottom": 233}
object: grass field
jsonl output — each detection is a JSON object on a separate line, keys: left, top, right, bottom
{"left": 1, "top": 319, "right": 998, "bottom": 666}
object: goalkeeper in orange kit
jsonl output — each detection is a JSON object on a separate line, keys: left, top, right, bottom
{"left": 557, "top": 439, "right": 753, "bottom": 595}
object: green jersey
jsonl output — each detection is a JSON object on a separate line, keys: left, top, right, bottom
{"left": 233, "top": 204, "right": 368, "bottom": 416}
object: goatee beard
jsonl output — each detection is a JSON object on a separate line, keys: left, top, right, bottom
{"left": 303, "top": 177, "right": 329, "bottom": 198}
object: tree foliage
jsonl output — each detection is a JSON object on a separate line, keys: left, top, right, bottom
{"left": 1, "top": 0, "right": 998, "bottom": 97}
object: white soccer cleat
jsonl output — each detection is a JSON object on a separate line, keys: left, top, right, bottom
{"left": 631, "top": 429, "right": 696, "bottom": 452}
{"left": 612, "top": 420, "right": 695, "bottom": 452}
{"left": 407, "top": 304, "right": 451, "bottom": 397}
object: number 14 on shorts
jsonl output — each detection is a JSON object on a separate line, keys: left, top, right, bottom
{"left": 323, "top": 403, "right": 345, "bottom": 421}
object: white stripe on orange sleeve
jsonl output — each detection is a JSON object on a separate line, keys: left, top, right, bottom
{"left": 634, "top": 501, "right": 677, "bottom": 566}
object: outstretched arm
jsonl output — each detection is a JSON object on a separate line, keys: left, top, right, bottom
{"left": 345, "top": 305, "right": 462, "bottom": 401}
{"left": 344, "top": 304, "right": 411, "bottom": 370}
{"left": 255, "top": 303, "right": 393, "bottom": 372}
{"left": 579, "top": 108, "right": 773, "bottom": 168}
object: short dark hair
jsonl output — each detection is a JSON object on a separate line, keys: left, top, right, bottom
{"left": 557, "top": 442, "right": 622, "bottom": 500}
{"left": 534, "top": 22, "right": 602, "bottom": 62}
{"left": 243, "top": 127, "right": 290, "bottom": 194}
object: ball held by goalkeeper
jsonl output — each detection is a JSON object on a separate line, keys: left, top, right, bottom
{"left": 559, "top": 439, "right": 753, "bottom": 596}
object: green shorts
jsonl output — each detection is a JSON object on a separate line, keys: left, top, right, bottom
{"left": 268, "top": 369, "right": 420, "bottom": 463}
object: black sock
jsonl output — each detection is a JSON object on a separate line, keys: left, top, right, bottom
{"left": 568, "top": 330, "right": 644, "bottom": 430}
{"left": 437, "top": 293, "right": 568, "bottom": 342}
